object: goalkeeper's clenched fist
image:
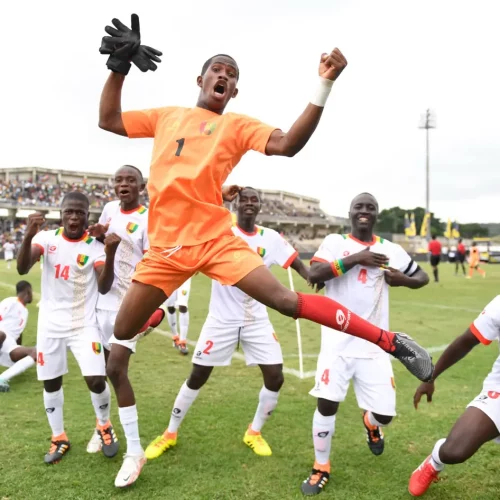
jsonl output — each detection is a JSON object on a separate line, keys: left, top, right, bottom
{"left": 100, "top": 14, "right": 162, "bottom": 75}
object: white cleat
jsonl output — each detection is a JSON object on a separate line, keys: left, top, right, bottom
{"left": 115, "top": 452, "right": 147, "bottom": 488}
{"left": 87, "top": 428, "right": 102, "bottom": 453}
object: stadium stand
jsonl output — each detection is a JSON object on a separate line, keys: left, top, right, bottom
{"left": 0, "top": 167, "right": 349, "bottom": 254}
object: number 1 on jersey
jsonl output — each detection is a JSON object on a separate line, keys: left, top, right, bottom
{"left": 175, "top": 138, "right": 185, "bottom": 157}
{"left": 55, "top": 264, "right": 70, "bottom": 280}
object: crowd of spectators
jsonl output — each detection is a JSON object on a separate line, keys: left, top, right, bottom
{"left": 0, "top": 178, "right": 149, "bottom": 209}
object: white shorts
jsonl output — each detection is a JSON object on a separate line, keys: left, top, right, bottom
{"left": 192, "top": 316, "right": 283, "bottom": 367}
{"left": 309, "top": 354, "right": 396, "bottom": 416}
{"left": 166, "top": 278, "right": 192, "bottom": 308}
{"left": 96, "top": 309, "right": 137, "bottom": 353}
{"left": 36, "top": 329, "right": 105, "bottom": 381}
{"left": 0, "top": 336, "right": 19, "bottom": 367}
{"left": 467, "top": 389, "right": 500, "bottom": 435}
{"left": 4, "top": 252, "right": 13, "bottom": 261}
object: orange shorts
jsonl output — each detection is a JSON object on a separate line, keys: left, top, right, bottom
{"left": 133, "top": 233, "right": 265, "bottom": 298}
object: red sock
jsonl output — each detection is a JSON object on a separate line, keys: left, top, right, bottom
{"left": 294, "top": 293, "right": 395, "bottom": 352}
{"left": 139, "top": 308, "right": 165, "bottom": 333}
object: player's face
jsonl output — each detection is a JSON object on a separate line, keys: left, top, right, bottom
{"left": 237, "top": 189, "right": 261, "bottom": 220}
{"left": 197, "top": 57, "right": 239, "bottom": 112}
{"left": 349, "top": 194, "right": 378, "bottom": 231}
{"left": 61, "top": 199, "right": 89, "bottom": 240}
{"left": 114, "top": 167, "right": 144, "bottom": 205}
{"left": 24, "top": 287, "right": 33, "bottom": 304}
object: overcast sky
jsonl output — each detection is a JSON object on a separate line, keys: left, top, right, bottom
{"left": 2, "top": 0, "right": 499, "bottom": 223}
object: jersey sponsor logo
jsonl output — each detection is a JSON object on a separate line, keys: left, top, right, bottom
{"left": 256, "top": 247, "right": 266, "bottom": 257}
{"left": 49, "top": 245, "right": 57, "bottom": 253}
{"left": 92, "top": 342, "right": 102, "bottom": 354}
{"left": 200, "top": 121, "right": 216, "bottom": 135}
{"left": 335, "top": 309, "right": 351, "bottom": 332}
{"left": 77, "top": 254, "right": 89, "bottom": 267}
{"left": 126, "top": 222, "right": 139, "bottom": 234}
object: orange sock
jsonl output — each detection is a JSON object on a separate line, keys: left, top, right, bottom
{"left": 53, "top": 432, "right": 68, "bottom": 441}
{"left": 478, "top": 268, "right": 486, "bottom": 276}
{"left": 314, "top": 460, "right": 331, "bottom": 473}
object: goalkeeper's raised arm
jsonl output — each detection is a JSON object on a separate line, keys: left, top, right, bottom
{"left": 98, "top": 14, "right": 162, "bottom": 136}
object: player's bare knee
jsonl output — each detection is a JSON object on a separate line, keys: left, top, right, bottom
{"left": 262, "top": 366, "right": 284, "bottom": 392}
{"left": 372, "top": 413, "right": 393, "bottom": 426}
{"left": 318, "top": 398, "right": 339, "bottom": 416}
{"left": 0, "top": 331, "right": 6, "bottom": 349}
{"left": 85, "top": 376, "right": 106, "bottom": 394}
{"left": 167, "top": 307, "right": 176, "bottom": 314}
{"left": 179, "top": 306, "right": 188, "bottom": 314}
{"left": 187, "top": 364, "right": 213, "bottom": 390}
{"left": 106, "top": 359, "right": 125, "bottom": 383}
{"left": 44, "top": 377, "right": 63, "bottom": 393}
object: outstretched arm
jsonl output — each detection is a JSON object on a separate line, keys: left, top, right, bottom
{"left": 265, "top": 49, "right": 347, "bottom": 157}
{"left": 99, "top": 73, "right": 127, "bottom": 136}
{"left": 413, "top": 329, "right": 479, "bottom": 408}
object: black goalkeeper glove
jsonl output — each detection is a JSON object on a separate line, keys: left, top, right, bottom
{"left": 100, "top": 14, "right": 162, "bottom": 74}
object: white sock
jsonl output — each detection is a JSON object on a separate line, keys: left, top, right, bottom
{"left": 44, "top": 388, "right": 65, "bottom": 437}
{"left": 167, "top": 311, "right": 178, "bottom": 336}
{"left": 119, "top": 405, "right": 143, "bottom": 455}
{"left": 179, "top": 311, "right": 189, "bottom": 342}
{"left": 430, "top": 438, "right": 446, "bottom": 471}
{"left": 250, "top": 386, "right": 279, "bottom": 432}
{"left": 90, "top": 382, "right": 111, "bottom": 426}
{"left": 167, "top": 381, "right": 200, "bottom": 434}
{"left": 367, "top": 411, "right": 389, "bottom": 427}
{"left": 7, "top": 261, "right": 11, "bottom": 269}
{"left": 0, "top": 355, "right": 35, "bottom": 381}
{"left": 313, "top": 409, "right": 336, "bottom": 466}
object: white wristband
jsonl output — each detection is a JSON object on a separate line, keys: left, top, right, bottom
{"left": 311, "top": 77, "right": 334, "bottom": 107}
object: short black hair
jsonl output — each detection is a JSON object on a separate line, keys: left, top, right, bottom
{"left": 238, "top": 186, "right": 261, "bottom": 202}
{"left": 431, "top": 234, "right": 436, "bottom": 240}
{"left": 62, "top": 191, "right": 90, "bottom": 208}
{"left": 201, "top": 54, "right": 239, "bottom": 78}
{"left": 16, "top": 280, "right": 32, "bottom": 294}
{"left": 350, "top": 192, "right": 378, "bottom": 209}
{"left": 117, "top": 165, "right": 144, "bottom": 182}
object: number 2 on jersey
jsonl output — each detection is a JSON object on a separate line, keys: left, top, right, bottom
{"left": 357, "top": 268, "right": 368, "bottom": 284}
{"left": 55, "top": 264, "right": 70, "bottom": 280}
{"left": 175, "top": 138, "right": 185, "bottom": 157}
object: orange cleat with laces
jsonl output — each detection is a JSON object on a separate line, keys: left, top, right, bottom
{"left": 96, "top": 420, "right": 119, "bottom": 458}
{"left": 44, "top": 433, "right": 70, "bottom": 464}
{"left": 363, "top": 410, "right": 385, "bottom": 456}
{"left": 301, "top": 461, "right": 330, "bottom": 496}
{"left": 408, "top": 456, "right": 440, "bottom": 496}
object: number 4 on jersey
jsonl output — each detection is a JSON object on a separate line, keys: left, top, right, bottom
{"left": 357, "top": 269, "right": 367, "bottom": 284}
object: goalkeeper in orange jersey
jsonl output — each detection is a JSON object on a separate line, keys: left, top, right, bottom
{"left": 466, "top": 242, "right": 486, "bottom": 279}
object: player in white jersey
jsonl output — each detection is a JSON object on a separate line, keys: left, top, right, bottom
{"left": 88, "top": 165, "right": 165, "bottom": 488}
{"left": 165, "top": 278, "right": 191, "bottom": 355}
{"left": 3, "top": 239, "right": 16, "bottom": 269}
{"left": 145, "top": 187, "right": 310, "bottom": 460}
{"left": 0, "top": 281, "right": 36, "bottom": 392}
{"left": 302, "top": 193, "right": 429, "bottom": 496}
{"left": 409, "top": 295, "right": 500, "bottom": 496}
{"left": 16, "top": 192, "right": 122, "bottom": 465}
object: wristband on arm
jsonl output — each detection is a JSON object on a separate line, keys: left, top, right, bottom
{"left": 330, "top": 259, "right": 346, "bottom": 277}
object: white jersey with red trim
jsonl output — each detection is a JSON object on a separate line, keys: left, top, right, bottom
{"left": 470, "top": 295, "right": 500, "bottom": 391}
{"left": 208, "top": 225, "right": 298, "bottom": 325}
{"left": 96, "top": 201, "right": 149, "bottom": 311}
{"left": 32, "top": 228, "right": 106, "bottom": 338}
{"left": 312, "top": 233, "right": 419, "bottom": 358}
{"left": 0, "top": 296, "right": 28, "bottom": 342}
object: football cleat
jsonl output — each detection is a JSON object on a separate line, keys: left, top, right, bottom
{"left": 145, "top": 432, "right": 177, "bottom": 460}
{"left": 131, "top": 308, "right": 166, "bottom": 342}
{"left": 0, "top": 378, "right": 10, "bottom": 392}
{"left": 408, "top": 456, "right": 440, "bottom": 496}
{"left": 174, "top": 338, "right": 189, "bottom": 356}
{"left": 390, "top": 333, "right": 434, "bottom": 382}
{"left": 44, "top": 435, "right": 70, "bottom": 464}
{"left": 97, "top": 420, "right": 119, "bottom": 458}
{"left": 87, "top": 428, "right": 102, "bottom": 453}
{"left": 301, "top": 462, "right": 330, "bottom": 496}
{"left": 243, "top": 427, "right": 272, "bottom": 456}
{"left": 363, "top": 411, "right": 384, "bottom": 456}
{"left": 115, "top": 452, "right": 147, "bottom": 488}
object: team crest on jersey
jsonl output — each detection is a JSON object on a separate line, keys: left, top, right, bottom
{"left": 137, "top": 206, "right": 147, "bottom": 215}
{"left": 126, "top": 222, "right": 139, "bottom": 234}
{"left": 200, "top": 121, "right": 216, "bottom": 135}
{"left": 92, "top": 342, "right": 102, "bottom": 354}
{"left": 256, "top": 247, "right": 266, "bottom": 257}
{"left": 182, "top": 290, "right": 187, "bottom": 296}
{"left": 77, "top": 254, "right": 89, "bottom": 267}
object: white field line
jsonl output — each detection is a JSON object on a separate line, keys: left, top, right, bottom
{"left": 0, "top": 281, "right": 450, "bottom": 380}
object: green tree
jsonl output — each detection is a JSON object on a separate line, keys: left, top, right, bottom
{"left": 376, "top": 206, "right": 445, "bottom": 235}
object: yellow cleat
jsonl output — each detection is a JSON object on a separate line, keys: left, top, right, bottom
{"left": 145, "top": 433, "right": 177, "bottom": 460}
{"left": 243, "top": 428, "right": 272, "bottom": 456}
